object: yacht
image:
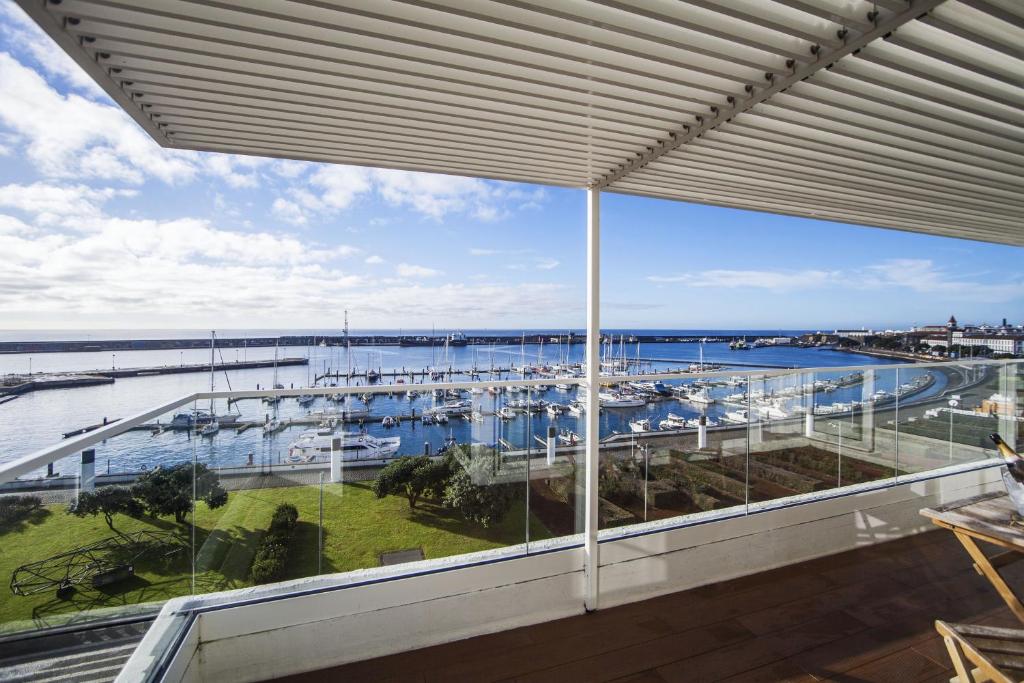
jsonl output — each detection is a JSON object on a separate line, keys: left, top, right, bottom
{"left": 287, "top": 428, "right": 400, "bottom": 463}
{"left": 170, "top": 412, "right": 199, "bottom": 430}
{"left": 429, "top": 400, "right": 472, "bottom": 416}
{"left": 555, "top": 383, "right": 572, "bottom": 391}
{"left": 685, "top": 417, "right": 718, "bottom": 429}
{"left": 546, "top": 403, "right": 566, "bottom": 417}
{"left": 199, "top": 420, "right": 220, "bottom": 437}
{"left": 381, "top": 416, "right": 398, "bottom": 428}
{"left": 499, "top": 406, "right": 517, "bottom": 420}
{"left": 567, "top": 400, "right": 586, "bottom": 416}
{"left": 685, "top": 389, "right": 715, "bottom": 405}
{"left": 598, "top": 392, "right": 646, "bottom": 408}
{"left": 296, "top": 394, "right": 315, "bottom": 406}
{"left": 629, "top": 418, "right": 652, "bottom": 433}
{"left": 557, "top": 430, "right": 580, "bottom": 446}
{"left": 262, "top": 418, "right": 283, "bottom": 436}
{"left": 722, "top": 409, "right": 751, "bottom": 424}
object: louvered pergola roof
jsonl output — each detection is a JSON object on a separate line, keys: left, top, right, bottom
{"left": 19, "top": 0, "right": 1024, "bottom": 245}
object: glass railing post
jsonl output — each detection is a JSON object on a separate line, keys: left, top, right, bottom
{"left": 999, "top": 361, "right": 1019, "bottom": 451}
{"left": 862, "top": 368, "right": 875, "bottom": 454}
{"left": 894, "top": 366, "right": 900, "bottom": 480}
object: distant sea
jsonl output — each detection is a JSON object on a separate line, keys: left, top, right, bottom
{"left": 0, "top": 328, "right": 823, "bottom": 342}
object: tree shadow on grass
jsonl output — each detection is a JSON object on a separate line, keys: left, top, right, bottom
{"left": 28, "top": 572, "right": 191, "bottom": 629}
{"left": 404, "top": 500, "right": 522, "bottom": 544}
{"left": 0, "top": 506, "right": 52, "bottom": 536}
{"left": 285, "top": 521, "right": 337, "bottom": 579}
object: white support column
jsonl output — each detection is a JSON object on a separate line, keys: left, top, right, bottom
{"left": 330, "top": 437, "right": 342, "bottom": 483}
{"left": 584, "top": 188, "right": 600, "bottom": 612}
{"left": 80, "top": 449, "right": 95, "bottom": 492}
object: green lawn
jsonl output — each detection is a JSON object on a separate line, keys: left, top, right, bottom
{"left": 0, "top": 482, "right": 550, "bottom": 633}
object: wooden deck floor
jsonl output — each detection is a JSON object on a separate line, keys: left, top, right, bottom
{"left": 275, "top": 530, "right": 1024, "bottom": 682}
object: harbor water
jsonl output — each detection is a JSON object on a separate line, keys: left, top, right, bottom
{"left": 0, "top": 331, "right": 941, "bottom": 479}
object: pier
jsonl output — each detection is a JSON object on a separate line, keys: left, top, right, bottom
{"left": 629, "top": 357, "right": 799, "bottom": 369}
{"left": 2, "top": 358, "right": 308, "bottom": 400}
{"left": 94, "top": 357, "right": 307, "bottom": 378}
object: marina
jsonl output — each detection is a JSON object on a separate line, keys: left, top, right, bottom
{"left": 0, "top": 330, "right": 997, "bottom": 486}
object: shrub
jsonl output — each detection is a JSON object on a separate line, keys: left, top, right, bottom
{"left": 269, "top": 503, "right": 298, "bottom": 535}
{"left": 249, "top": 503, "right": 300, "bottom": 584}
{"left": 373, "top": 456, "right": 452, "bottom": 509}
{"left": 68, "top": 487, "right": 142, "bottom": 531}
{"left": 133, "top": 462, "right": 227, "bottom": 523}
{"left": 442, "top": 449, "right": 520, "bottom": 527}
{"left": 0, "top": 494, "right": 42, "bottom": 527}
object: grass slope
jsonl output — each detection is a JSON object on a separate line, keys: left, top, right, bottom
{"left": 0, "top": 482, "right": 550, "bottom": 633}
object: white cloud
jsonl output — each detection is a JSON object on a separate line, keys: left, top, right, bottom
{"left": 857, "top": 259, "right": 1023, "bottom": 302}
{"left": 0, "top": 52, "right": 197, "bottom": 184}
{"left": 0, "top": 182, "right": 134, "bottom": 224}
{"left": 365, "top": 255, "right": 384, "bottom": 264}
{"left": 310, "top": 166, "right": 372, "bottom": 210}
{"left": 648, "top": 269, "right": 834, "bottom": 290}
{"left": 0, "top": 3, "right": 105, "bottom": 97}
{"left": 273, "top": 160, "right": 308, "bottom": 179}
{"left": 203, "top": 155, "right": 264, "bottom": 189}
{"left": 469, "top": 248, "right": 499, "bottom": 256}
{"left": 535, "top": 257, "right": 559, "bottom": 270}
{"left": 396, "top": 263, "right": 442, "bottom": 278}
{"left": 372, "top": 169, "right": 495, "bottom": 220}
{"left": 271, "top": 198, "right": 307, "bottom": 226}
{"left": 646, "top": 260, "right": 1023, "bottom": 304}
{"left": 0, "top": 214, "right": 33, "bottom": 235}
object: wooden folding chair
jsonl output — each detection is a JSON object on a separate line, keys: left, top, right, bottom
{"left": 936, "top": 620, "right": 1024, "bottom": 683}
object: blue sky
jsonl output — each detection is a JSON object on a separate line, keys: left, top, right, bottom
{"left": 0, "top": 4, "right": 1019, "bottom": 332}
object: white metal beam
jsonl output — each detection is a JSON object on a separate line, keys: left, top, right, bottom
{"left": 596, "top": 0, "right": 948, "bottom": 189}
{"left": 584, "top": 187, "right": 601, "bottom": 612}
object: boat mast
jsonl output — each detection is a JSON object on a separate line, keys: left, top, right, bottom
{"left": 209, "top": 330, "right": 216, "bottom": 415}
{"left": 344, "top": 310, "right": 350, "bottom": 385}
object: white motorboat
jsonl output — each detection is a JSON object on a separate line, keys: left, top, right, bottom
{"left": 629, "top": 418, "right": 652, "bottom": 433}
{"left": 262, "top": 418, "right": 282, "bottom": 436}
{"left": 685, "top": 389, "right": 715, "bottom": 405}
{"left": 296, "top": 394, "right": 315, "bottom": 406}
{"left": 555, "top": 383, "right": 572, "bottom": 391}
{"left": 722, "top": 409, "right": 751, "bottom": 424}
{"left": 287, "top": 428, "right": 400, "bottom": 463}
{"left": 546, "top": 403, "right": 566, "bottom": 417}
{"left": 598, "top": 392, "right": 646, "bottom": 408}
{"left": 429, "top": 400, "right": 472, "bottom": 416}
{"left": 567, "top": 400, "right": 586, "bottom": 416}
{"left": 498, "top": 406, "right": 517, "bottom": 420}
{"left": 557, "top": 430, "right": 580, "bottom": 445}
{"left": 381, "top": 416, "right": 398, "bottom": 428}
{"left": 199, "top": 420, "right": 219, "bottom": 437}
{"left": 685, "top": 417, "right": 718, "bottom": 429}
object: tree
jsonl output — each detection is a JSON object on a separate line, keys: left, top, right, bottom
{"left": 442, "top": 449, "right": 521, "bottom": 527}
{"left": 68, "top": 487, "right": 143, "bottom": 531}
{"left": 133, "top": 462, "right": 227, "bottom": 524}
{"left": 373, "top": 456, "right": 451, "bottom": 509}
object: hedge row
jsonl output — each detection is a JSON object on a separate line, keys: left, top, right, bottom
{"left": 250, "top": 503, "right": 299, "bottom": 584}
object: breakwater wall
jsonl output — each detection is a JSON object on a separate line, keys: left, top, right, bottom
{"left": 0, "top": 334, "right": 759, "bottom": 354}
